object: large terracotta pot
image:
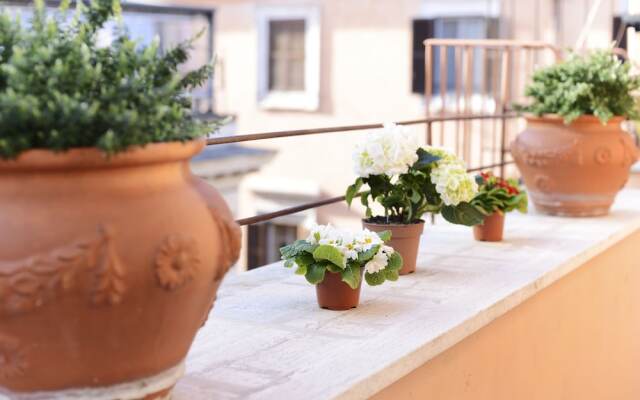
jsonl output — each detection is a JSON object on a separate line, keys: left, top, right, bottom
{"left": 511, "top": 115, "right": 639, "bottom": 216}
{"left": 473, "top": 212, "right": 505, "bottom": 242}
{"left": 362, "top": 220, "right": 424, "bottom": 275}
{"left": 316, "top": 271, "right": 364, "bottom": 311}
{"left": 0, "top": 140, "right": 241, "bottom": 399}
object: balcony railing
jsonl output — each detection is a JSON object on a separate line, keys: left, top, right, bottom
{"left": 206, "top": 40, "right": 562, "bottom": 228}
{"left": 207, "top": 113, "right": 517, "bottom": 227}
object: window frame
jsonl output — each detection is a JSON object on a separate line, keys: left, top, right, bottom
{"left": 257, "top": 5, "right": 320, "bottom": 112}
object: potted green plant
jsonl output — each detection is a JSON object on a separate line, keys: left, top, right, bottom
{"left": 470, "top": 172, "right": 528, "bottom": 242}
{"left": 280, "top": 224, "right": 402, "bottom": 310}
{"left": 346, "top": 123, "right": 484, "bottom": 275}
{"left": 0, "top": 1, "right": 240, "bottom": 399}
{"left": 512, "top": 50, "right": 640, "bottom": 216}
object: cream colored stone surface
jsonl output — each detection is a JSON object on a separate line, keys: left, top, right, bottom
{"left": 174, "top": 189, "right": 640, "bottom": 400}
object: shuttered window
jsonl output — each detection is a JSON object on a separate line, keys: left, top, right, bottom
{"left": 412, "top": 17, "right": 499, "bottom": 94}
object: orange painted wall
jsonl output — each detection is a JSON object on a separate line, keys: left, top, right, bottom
{"left": 373, "top": 230, "right": 640, "bottom": 400}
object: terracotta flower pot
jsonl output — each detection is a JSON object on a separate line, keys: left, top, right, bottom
{"left": 511, "top": 115, "right": 639, "bottom": 217}
{"left": 0, "top": 140, "right": 241, "bottom": 399}
{"left": 473, "top": 212, "right": 505, "bottom": 242}
{"left": 316, "top": 270, "right": 364, "bottom": 311}
{"left": 362, "top": 220, "right": 424, "bottom": 275}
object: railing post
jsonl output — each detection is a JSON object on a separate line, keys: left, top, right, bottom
{"left": 499, "top": 47, "right": 511, "bottom": 179}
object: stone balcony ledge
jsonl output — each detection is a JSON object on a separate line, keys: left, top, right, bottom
{"left": 173, "top": 189, "right": 640, "bottom": 400}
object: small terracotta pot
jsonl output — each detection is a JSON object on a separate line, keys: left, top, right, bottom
{"left": 473, "top": 212, "right": 505, "bottom": 242}
{"left": 362, "top": 220, "right": 424, "bottom": 275}
{"left": 511, "top": 115, "right": 639, "bottom": 217}
{"left": 0, "top": 140, "right": 241, "bottom": 398}
{"left": 316, "top": 271, "right": 363, "bottom": 310}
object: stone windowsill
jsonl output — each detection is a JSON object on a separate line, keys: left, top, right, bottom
{"left": 173, "top": 189, "right": 640, "bottom": 400}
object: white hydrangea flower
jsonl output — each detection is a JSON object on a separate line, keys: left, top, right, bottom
{"left": 353, "top": 122, "right": 419, "bottom": 178}
{"left": 430, "top": 163, "right": 478, "bottom": 206}
{"left": 425, "top": 146, "right": 466, "bottom": 167}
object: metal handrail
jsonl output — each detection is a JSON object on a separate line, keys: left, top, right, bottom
{"left": 222, "top": 113, "right": 520, "bottom": 226}
{"left": 234, "top": 160, "right": 515, "bottom": 226}
{"left": 206, "top": 113, "right": 516, "bottom": 146}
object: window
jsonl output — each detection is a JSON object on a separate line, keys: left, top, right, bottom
{"left": 412, "top": 17, "right": 499, "bottom": 94}
{"left": 257, "top": 6, "right": 320, "bottom": 111}
{"left": 247, "top": 222, "right": 298, "bottom": 270}
{"left": 269, "top": 20, "right": 306, "bottom": 91}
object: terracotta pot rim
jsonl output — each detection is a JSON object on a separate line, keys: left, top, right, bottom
{"left": 0, "top": 139, "right": 206, "bottom": 172}
{"left": 361, "top": 219, "right": 425, "bottom": 228}
{"left": 522, "top": 113, "right": 625, "bottom": 125}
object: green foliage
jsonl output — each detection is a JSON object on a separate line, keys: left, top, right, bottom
{"left": 515, "top": 50, "right": 640, "bottom": 124}
{"left": 346, "top": 149, "right": 442, "bottom": 224}
{"left": 312, "top": 245, "right": 346, "bottom": 269}
{"left": 470, "top": 172, "right": 528, "bottom": 215}
{"left": 441, "top": 202, "right": 485, "bottom": 226}
{"left": 346, "top": 148, "right": 480, "bottom": 226}
{"left": 279, "top": 240, "right": 318, "bottom": 259}
{"left": 0, "top": 0, "right": 220, "bottom": 159}
{"left": 280, "top": 230, "right": 402, "bottom": 289}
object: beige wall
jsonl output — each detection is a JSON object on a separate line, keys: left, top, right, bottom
{"left": 372, "top": 229, "right": 640, "bottom": 400}
{"left": 158, "top": 0, "right": 618, "bottom": 267}
{"left": 195, "top": 0, "right": 615, "bottom": 210}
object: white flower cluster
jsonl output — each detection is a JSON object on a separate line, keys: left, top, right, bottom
{"left": 427, "top": 147, "right": 478, "bottom": 206}
{"left": 353, "top": 122, "right": 419, "bottom": 178}
{"left": 306, "top": 224, "right": 395, "bottom": 274}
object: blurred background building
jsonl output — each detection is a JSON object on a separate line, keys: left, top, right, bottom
{"left": 4, "top": 0, "right": 640, "bottom": 269}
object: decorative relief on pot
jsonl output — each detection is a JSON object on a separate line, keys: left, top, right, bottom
{"left": 0, "top": 334, "right": 27, "bottom": 380}
{"left": 512, "top": 137, "right": 580, "bottom": 167}
{"left": 211, "top": 214, "right": 241, "bottom": 283}
{"left": 594, "top": 146, "right": 613, "bottom": 165}
{"left": 0, "top": 225, "right": 125, "bottom": 316}
{"left": 620, "top": 137, "right": 639, "bottom": 167}
{"left": 91, "top": 226, "right": 126, "bottom": 306}
{"left": 534, "top": 175, "right": 552, "bottom": 193}
{"left": 155, "top": 235, "right": 200, "bottom": 291}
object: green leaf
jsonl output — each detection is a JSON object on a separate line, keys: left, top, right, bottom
{"left": 383, "top": 268, "right": 399, "bottom": 282}
{"left": 376, "top": 230, "right": 392, "bottom": 242}
{"left": 280, "top": 240, "right": 317, "bottom": 259}
{"left": 295, "top": 253, "right": 315, "bottom": 268}
{"left": 284, "top": 259, "right": 294, "bottom": 268}
{"left": 305, "top": 263, "right": 326, "bottom": 285}
{"left": 365, "top": 271, "right": 386, "bottom": 286}
{"left": 341, "top": 265, "right": 362, "bottom": 289}
{"left": 295, "top": 264, "right": 307, "bottom": 275}
{"left": 312, "top": 245, "right": 346, "bottom": 269}
{"left": 357, "top": 244, "right": 380, "bottom": 264}
{"left": 326, "top": 263, "right": 342, "bottom": 273}
{"left": 387, "top": 252, "right": 403, "bottom": 271}
{"left": 441, "top": 202, "right": 486, "bottom": 226}
{"left": 346, "top": 178, "right": 363, "bottom": 206}
{"left": 414, "top": 148, "right": 441, "bottom": 169}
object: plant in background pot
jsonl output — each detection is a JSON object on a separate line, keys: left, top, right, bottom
{"left": 470, "top": 172, "right": 528, "bottom": 242}
{"left": 512, "top": 50, "right": 640, "bottom": 216}
{"left": 346, "top": 123, "right": 484, "bottom": 275}
{"left": 280, "top": 224, "right": 402, "bottom": 310}
{"left": 0, "top": 1, "right": 241, "bottom": 399}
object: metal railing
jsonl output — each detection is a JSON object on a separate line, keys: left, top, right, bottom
{"left": 227, "top": 113, "right": 517, "bottom": 226}
{"left": 206, "top": 40, "right": 562, "bottom": 227}
{"left": 423, "top": 39, "right": 561, "bottom": 177}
